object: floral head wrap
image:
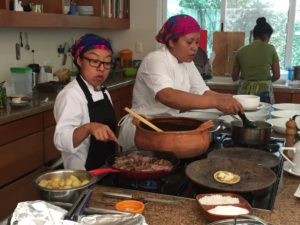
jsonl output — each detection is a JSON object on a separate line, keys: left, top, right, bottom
{"left": 156, "top": 14, "right": 201, "bottom": 44}
{"left": 71, "top": 33, "right": 113, "bottom": 60}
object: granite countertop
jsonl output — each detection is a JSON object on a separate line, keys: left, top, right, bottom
{"left": 0, "top": 75, "right": 135, "bottom": 126}
{"left": 90, "top": 172, "right": 300, "bottom": 225}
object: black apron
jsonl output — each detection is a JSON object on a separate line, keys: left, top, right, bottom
{"left": 76, "top": 75, "right": 116, "bottom": 170}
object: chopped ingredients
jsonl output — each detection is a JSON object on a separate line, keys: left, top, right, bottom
{"left": 113, "top": 153, "right": 173, "bottom": 172}
{"left": 213, "top": 170, "right": 241, "bottom": 184}
{"left": 208, "top": 205, "right": 249, "bottom": 215}
{"left": 38, "top": 175, "right": 89, "bottom": 189}
{"left": 199, "top": 194, "right": 240, "bottom": 205}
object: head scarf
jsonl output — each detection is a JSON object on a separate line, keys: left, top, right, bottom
{"left": 156, "top": 14, "right": 201, "bottom": 44}
{"left": 71, "top": 33, "right": 113, "bottom": 59}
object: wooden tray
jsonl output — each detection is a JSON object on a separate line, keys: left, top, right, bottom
{"left": 196, "top": 193, "right": 252, "bottom": 222}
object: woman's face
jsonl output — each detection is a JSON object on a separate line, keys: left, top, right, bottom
{"left": 77, "top": 49, "right": 112, "bottom": 89}
{"left": 169, "top": 32, "right": 200, "bottom": 63}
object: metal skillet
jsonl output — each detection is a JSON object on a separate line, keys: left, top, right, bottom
{"left": 208, "top": 147, "right": 280, "bottom": 169}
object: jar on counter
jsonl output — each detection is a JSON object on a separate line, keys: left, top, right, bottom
{"left": 119, "top": 49, "right": 133, "bottom": 68}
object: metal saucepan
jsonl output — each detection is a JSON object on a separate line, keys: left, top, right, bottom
{"left": 89, "top": 150, "right": 180, "bottom": 180}
{"left": 208, "top": 147, "right": 280, "bottom": 168}
{"left": 185, "top": 157, "right": 276, "bottom": 193}
{"left": 231, "top": 120, "right": 272, "bottom": 146}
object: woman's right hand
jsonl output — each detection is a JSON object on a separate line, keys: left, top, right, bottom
{"left": 89, "top": 122, "right": 117, "bottom": 142}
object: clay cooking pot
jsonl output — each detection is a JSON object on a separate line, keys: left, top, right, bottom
{"left": 133, "top": 117, "right": 212, "bottom": 158}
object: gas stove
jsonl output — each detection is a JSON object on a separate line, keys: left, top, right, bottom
{"left": 97, "top": 133, "right": 285, "bottom": 211}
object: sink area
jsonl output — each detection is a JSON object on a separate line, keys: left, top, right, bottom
{"left": 273, "top": 79, "right": 287, "bottom": 85}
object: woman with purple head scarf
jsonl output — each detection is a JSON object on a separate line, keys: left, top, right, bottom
{"left": 118, "top": 15, "right": 243, "bottom": 150}
{"left": 54, "top": 33, "right": 118, "bottom": 170}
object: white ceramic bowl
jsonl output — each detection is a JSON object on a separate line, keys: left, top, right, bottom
{"left": 245, "top": 109, "right": 269, "bottom": 121}
{"left": 272, "top": 103, "right": 300, "bottom": 111}
{"left": 271, "top": 110, "right": 300, "bottom": 119}
{"left": 267, "top": 117, "right": 300, "bottom": 134}
{"left": 233, "top": 95, "right": 260, "bottom": 111}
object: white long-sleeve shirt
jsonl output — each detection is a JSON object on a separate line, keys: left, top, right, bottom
{"left": 53, "top": 77, "right": 113, "bottom": 170}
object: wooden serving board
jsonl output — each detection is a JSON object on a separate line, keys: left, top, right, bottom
{"left": 212, "top": 32, "right": 245, "bottom": 76}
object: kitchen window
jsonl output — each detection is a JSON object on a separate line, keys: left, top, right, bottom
{"left": 165, "top": 0, "right": 299, "bottom": 69}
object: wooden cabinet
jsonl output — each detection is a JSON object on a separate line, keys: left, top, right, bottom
{"left": 110, "top": 83, "right": 134, "bottom": 128}
{"left": 292, "top": 93, "right": 300, "bottom": 103}
{"left": 0, "top": 0, "right": 130, "bottom": 28}
{"left": 274, "top": 92, "right": 292, "bottom": 104}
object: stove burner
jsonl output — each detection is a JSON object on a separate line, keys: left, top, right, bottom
{"left": 138, "top": 180, "right": 159, "bottom": 191}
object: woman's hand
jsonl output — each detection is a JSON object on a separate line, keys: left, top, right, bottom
{"left": 89, "top": 122, "right": 117, "bottom": 142}
{"left": 215, "top": 95, "right": 244, "bottom": 114}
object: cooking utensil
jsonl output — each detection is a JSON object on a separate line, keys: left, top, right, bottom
{"left": 185, "top": 157, "right": 276, "bottom": 193}
{"left": 15, "top": 42, "right": 21, "bottom": 60}
{"left": 34, "top": 170, "right": 98, "bottom": 203}
{"left": 89, "top": 150, "right": 179, "bottom": 180}
{"left": 231, "top": 120, "right": 271, "bottom": 146}
{"left": 19, "top": 32, "right": 23, "bottom": 47}
{"left": 64, "top": 188, "right": 93, "bottom": 221}
{"left": 134, "top": 117, "right": 213, "bottom": 158}
{"left": 206, "top": 214, "right": 269, "bottom": 225}
{"left": 125, "top": 107, "right": 163, "bottom": 132}
{"left": 238, "top": 112, "right": 257, "bottom": 128}
{"left": 62, "top": 42, "right": 69, "bottom": 65}
{"left": 101, "top": 192, "right": 182, "bottom": 205}
{"left": 208, "top": 147, "right": 280, "bottom": 168}
{"left": 24, "top": 32, "right": 30, "bottom": 50}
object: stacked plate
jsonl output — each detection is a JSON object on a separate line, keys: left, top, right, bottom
{"left": 77, "top": 6, "right": 94, "bottom": 16}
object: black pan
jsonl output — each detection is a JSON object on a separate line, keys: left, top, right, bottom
{"left": 208, "top": 147, "right": 280, "bottom": 168}
{"left": 89, "top": 150, "right": 179, "bottom": 180}
{"left": 185, "top": 157, "right": 276, "bottom": 193}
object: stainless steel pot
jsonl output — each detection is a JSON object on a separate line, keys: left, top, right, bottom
{"left": 231, "top": 120, "right": 272, "bottom": 146}
{"left": 207, "top": 215, "right": 268, "bottom": 225}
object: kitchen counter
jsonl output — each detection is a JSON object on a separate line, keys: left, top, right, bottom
{"left": 90, "top": 172, "right": 300, "bottom": 225}
{"left": 206, "top": 77, "right": 300, "bottom": 93}
{"left": 0, "top": 75, "right": 135, "bottom": 126}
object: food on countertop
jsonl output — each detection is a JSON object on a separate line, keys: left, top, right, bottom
{"left": 213, "top": 171, "right": 240, "bottom": 184}
{"left": 38, "top": 174, "right": 90, "bottom": 189}
{"left": 199, "top": 194, "right": 240, "bottom": 205}
{"left": 113, "top": 153, "right": 173, "bottom": 172}
{"left": 207, "top": 205, "right": 249, "bottom": 216}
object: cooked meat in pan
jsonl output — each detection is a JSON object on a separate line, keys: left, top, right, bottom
{"left": 113, "top": 153, "right": 173, "bottom": 172}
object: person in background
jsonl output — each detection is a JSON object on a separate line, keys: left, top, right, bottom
{"left": 118, "top": 14, "right": 243, "bottom": 150}
{"left": 54, "top": 33, "right": 117, "bottom": 170}
{"left": 232, "top": 17, "right": 280, "bottom": 104}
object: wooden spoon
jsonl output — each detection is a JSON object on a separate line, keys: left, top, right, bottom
{"left": 124, "top": 107, "right": 163, "bottom": 132}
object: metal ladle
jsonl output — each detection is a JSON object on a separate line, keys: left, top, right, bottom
{"left": 238, "top": 111, "right": 257, "bottom": 128}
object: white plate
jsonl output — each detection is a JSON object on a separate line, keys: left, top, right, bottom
{"left": 267, "top": 117, "right": 300, "bottom": 134}
{"left": 294, "top": 184, "right": 300, "bottom": 198}
{"left": 271, "top": 110, "right": 300, "bottom": 119}
{"left": 272, "top": 103, "right": 300, "bottom": 111}
{"left": 189, "top": 108, "right": 223, "bottom": 115}
{"left": 283, "top": 161, "right": 300, "bottom": 177}
{"left": 178, "top": 111, "right": 220, "bottom": 121}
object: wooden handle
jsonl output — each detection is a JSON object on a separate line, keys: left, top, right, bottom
{"left": 124, "top": 107, "right": 163, "bottom": 132}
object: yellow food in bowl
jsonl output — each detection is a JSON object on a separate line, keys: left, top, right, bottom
{"left": 38, "top": 174, "right": 90, "bottom": 189}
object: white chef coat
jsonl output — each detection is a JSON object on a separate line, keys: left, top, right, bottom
{"left": 53, "top": 76, "right": 113, "bottom": 170}
{"left": 118, "top": 46, "right": 209, "bottom": 150}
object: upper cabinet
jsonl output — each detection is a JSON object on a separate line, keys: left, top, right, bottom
{"left": 0, "top": 0, "right": 130, "bottom": 29}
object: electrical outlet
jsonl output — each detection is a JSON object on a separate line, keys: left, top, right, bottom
{"left": 135, "top": 42, "right": 143, "bottom": 53}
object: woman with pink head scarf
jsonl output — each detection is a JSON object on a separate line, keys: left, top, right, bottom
{"left": 118, "top": 15, "right": 243, "bottom": 150}
{"left": 54, "top": 34, "right": 117, "bottom": 170}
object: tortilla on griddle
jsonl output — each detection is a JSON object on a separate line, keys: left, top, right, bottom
{"left": 213, "top": 170, "right": 240, "bottom": 184}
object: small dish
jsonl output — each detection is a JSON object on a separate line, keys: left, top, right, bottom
{"left": 196, "top": 193, "right": 252, "bottom": 222}
{"left": 283, "top": 161, "right": 300, "bottom": 177}
{"left": 271, "top": 110, "right": 300, "bottom": 119}
{"left": 10, "top": 100, "right": 30, "bottom": 107}
{"left": 115, "top": 200, "right": 144, "bottom": 214}
{"left": 272, "top": 103, "right": 300, "bottom": 111}
{"left": 294, "top": 184, "right": 300, "bottom": 198}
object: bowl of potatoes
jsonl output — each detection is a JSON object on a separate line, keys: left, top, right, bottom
{"left": 34, "top": 169, "right": 98, "bottom": 203}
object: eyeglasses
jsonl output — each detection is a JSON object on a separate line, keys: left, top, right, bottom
{"left": 82, "top": 56, "right": 112, "bottom": 70}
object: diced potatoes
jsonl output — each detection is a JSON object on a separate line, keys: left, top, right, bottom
{"left": 38, "top": 174, "right": 90, "bottom": 190}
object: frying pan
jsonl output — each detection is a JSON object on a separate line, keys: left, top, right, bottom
{"left": 89, "top": 150, "right": 180, "bottom": 180}
{"left": 208, "top": 147, "right": 280, "bottom": 168}
{"left": 185, "top": 157, "right": 276, "bottom": 193}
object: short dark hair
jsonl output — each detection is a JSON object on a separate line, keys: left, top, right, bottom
{"left": 253, "top": 17, "right": 273, "bottom": 38}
